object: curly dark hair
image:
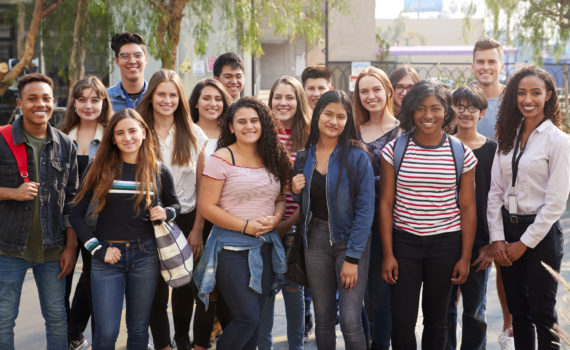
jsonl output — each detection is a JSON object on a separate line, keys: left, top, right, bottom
{"left": 398, "top": 80, "right": 456, "bottom": 133}
{"left": 217, "top": 97, "right": 292, "bottom": 192}
{"left": 496, "top": 66, "right": 560, "bottom": 154}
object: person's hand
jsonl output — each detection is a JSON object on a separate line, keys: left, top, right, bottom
{"left": 245, "top": 216, "right": 280, "bottom": 236}
{"left": 340, "top": 261, "right": 359, "bottom": 291}
{"left": 188, "top": 228, "right": 204, "bottom": 258}
{"left": 12, "top": 182, "right": 39, "bottom": 201}
{"left": 104, "top": 247, "right": 121, "bottom": 265}
{"left": 149, "top": 206, "right": 167, "bottom": 221}
{"left": 493, "top": 241, "right": 512, "bottom": 266}
{"left": 382, "top": 254, "right": 398, "bottom": 284}
{"left": 291, "top": 174, "right": 305, "bottom": 195}
{"left": 58, "top": 245, "right": 76, "bottom": 279}
{"left": 472, "top": 244, "right": 494, "bottom": 271}
{"left": 451, "top": 257, "right": 470, "bottom": 285}
{"left": 506, "top": 241, "right": 527, "bottom": 263}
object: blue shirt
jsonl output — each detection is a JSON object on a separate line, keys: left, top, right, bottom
{"left": 107, "top": 81, "right": 147, "bottom": 112}
{"left": 477, "top": 96, "right": 500, "bottom": 139}
{"left": 193, "top": 225, "right": 286, "bottom": 309}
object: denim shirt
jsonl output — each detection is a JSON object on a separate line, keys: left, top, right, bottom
{"left": 0, "top": 117, "right": 78, "bottom": 253}
{"left": 107, "top": 80, "right": 148, "bottom": 112}
{"left": 193, "top": 225, "right": 286, "bottom": 309}
{"left": 293, "top": 144, "right": 374, "bottom": 261}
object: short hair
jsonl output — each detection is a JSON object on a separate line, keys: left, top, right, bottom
{"left": 213, "top": 52, "right": 244, "bottom": 78}
{"left": 111, "top": 32, "right": 146, "bottom": 58}
{"left": 473, "top": 38, "right": 503, "bottom": 60}
{"left": 17, "top": 73, "right": 54, "bottom": 97}
{"left": 301, "top": 65, "right": 332, "bottom": 86}
{"left": 389, "top": 66, "right": 420, "bottom": 88}
{"left": 452, "top": 85, "right": 488, "bottom": 111}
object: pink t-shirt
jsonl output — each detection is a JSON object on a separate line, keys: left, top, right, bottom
{"left": 202, "top": 155, "right": 281, "bottom": 220}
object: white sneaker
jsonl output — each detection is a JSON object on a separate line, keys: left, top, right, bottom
{"left": 498, "top": 328, "right": 515, "bottom": 350}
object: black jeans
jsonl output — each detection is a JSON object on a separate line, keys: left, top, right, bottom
{"left": 149, "top": 210, "right": 196, "bottom": 348}
{"left": 66, "top": 244, "right": 94, "bottom": 342}
{"left": 391, "top": 229, "right": 461, "bottom": 350}
{"left": 500, "top": 208, "right": 563, "bottom": 350}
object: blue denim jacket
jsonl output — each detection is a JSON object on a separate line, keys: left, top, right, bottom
{"left": 293, "top": 144, "right": 374, "bottom": 261}
{"left": 193, "top": 225, "right": 286, "bottom": 309}
{"left": 0, "top": 117, "right": 78, "bottom": 253}
{"left": 107, "top": 81, "right": 147, "bottom": 112}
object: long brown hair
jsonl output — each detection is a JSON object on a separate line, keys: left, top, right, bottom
{"left": 73, "top": 109, "right": 159, "bottom": 214}
{"left": 496, "top": 66, "right": 560, "bottom": 154}
{"left": 59, "top": 76, "right": 112, "bottom": 133}
{"left": 189, "top": 79, "right": 232, "bottom": 123}
{"left": 137, "top": 69, "right": 198, "bottom": 166}
{"left": 268, "top": 76, "right": 311, "bottom": 152}
{"left": 353, "top": 67, "right": 394, "bottom": 130}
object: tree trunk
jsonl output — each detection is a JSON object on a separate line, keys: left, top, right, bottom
{"left": 152, "top": 0, "right": 188, "bottom": 69}
{"left": 0, "top": 0, "right": 65, "bottom": 96}
{"left": 68, "top": 0, "right": 90, "bottom": 97}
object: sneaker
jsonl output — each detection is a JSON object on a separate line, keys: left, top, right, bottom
{"left": 498, "top": 328, "right": 515, "bottom": 350}
{"left": 69, "top": 337, "right": 88, "bottom": 350}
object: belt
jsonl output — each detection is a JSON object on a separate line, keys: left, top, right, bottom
{"left": 501, "top": 207, "right": 536, "bottom": 224}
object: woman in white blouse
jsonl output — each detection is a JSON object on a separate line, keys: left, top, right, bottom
{"left": 487, "top": 66, "right": 570, "bottom": 350}
{"left": 137, "top": 69, "right": 208, "bottom": 350}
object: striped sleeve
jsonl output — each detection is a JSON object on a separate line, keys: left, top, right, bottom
{"left": 381, "top": 139, "right": 396, "bottom": 166}
{"left": 462, "top": 145, "right": 477, "bottom": 173}
{"left": 202, "top": 155, "right": 228, "bottom": 180}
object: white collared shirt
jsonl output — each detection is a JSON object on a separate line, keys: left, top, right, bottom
{"left": 487, "top": 119, "right": 570, "bottom": 248}
{"left": 158, "top": 124, "right": 207, "bottom": 214}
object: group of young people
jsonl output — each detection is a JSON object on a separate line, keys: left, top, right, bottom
{"left": 0, "top": 32, "right": 567, "bottom": 350}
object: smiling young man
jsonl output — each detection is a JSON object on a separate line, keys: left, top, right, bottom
{"left": 472, "top": 38, "right": 505, "bottom": 139}
{"left": 213, "top": 52, "right": 245, "bottom": 102}
{"left": 301, "top": 65, "right": 333, "bottom": 110}
{"left": 107, "top": 32, "right": 148, "bottom": 112}
{"left": 0, "top": 73, "right": 78, "bottom": 349}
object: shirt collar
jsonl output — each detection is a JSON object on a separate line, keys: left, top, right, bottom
{"left": 67, "top": 123, "right": 105, "bottom": 143}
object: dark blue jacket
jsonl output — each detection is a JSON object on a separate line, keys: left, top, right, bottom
{"left": 293, "top": 144, "right": 374, "bottom": 261}
{"left": 0, "top": 117, "right": 78, "bottom": 253}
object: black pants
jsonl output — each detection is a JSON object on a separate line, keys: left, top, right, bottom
{"left": 149, "top": 210, "right": 197, "bottom": 348}
{"left": 500, "top": 208, "right": 563, "bottom": 350}
{"left": 390, "top": 229, "right": 461, "bottom": 350}
{"left": 66, "top": 244, "right": 94, "bottom": 342}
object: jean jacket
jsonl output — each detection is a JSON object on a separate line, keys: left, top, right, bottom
{"left": 0, "top": 117, "right": 78, "bottom": 253}
{"left": 293, "top": 144, "right": 374, "bottom": 261}
{"left": 193, "top": 225, "right": 286, "bottom": 309}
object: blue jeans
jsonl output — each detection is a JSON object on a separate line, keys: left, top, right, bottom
{"left": 367, "top": 223, "right": 391, "bottom": 349}
{"left": 258, "top": 276, "right": 305, "bottom": 350}
{"left": 0, "top": 255, "right": 67, "bottom": 350}
{"left": 305, "top": 217, "right": 371, "bottom": 350}
{"left": 90, "top": 239, "right": 159, "bottom": 350}
{"left": 446, "top": 247, "right": 490, "bottom": 350}
{"left": 216, "top": 244, "right": 274, "bottom": 350}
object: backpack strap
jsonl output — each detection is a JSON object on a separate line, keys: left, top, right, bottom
{"left": 0, "top": 125, "right": 29, "bottom": 183}
{"left": 447, "top": 134, "right": 465, "bottom": 205}
{"left": 392, "top": 133, "right": 410, "bottom": 181}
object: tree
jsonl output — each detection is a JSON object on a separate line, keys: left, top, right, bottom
{"left": 0, "top": 0, "right": 64, "bottom": 96}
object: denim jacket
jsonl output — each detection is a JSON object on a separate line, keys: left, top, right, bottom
{"left": 67, "top": 124, "right": 104, "bottom": 159}
{"left": 0, "top": 117, "right": 78, "bottom": 253}
{"left": 107, "top": 80, "right": 147, "bottom": 112}
{"left": 193, "top": 225, "right": 286, "bottom": 309}
{"left": 293, "top": 144, "right": 374, "bottom": 261}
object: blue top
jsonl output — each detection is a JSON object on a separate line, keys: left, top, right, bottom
{"left": 107, "top": 80, "right": 148, "bottom": 112}
{"left": 476, "top": 96, "right": 499, "bottom": 139}
{"left": 293, "top": 144, "right": 374, "bottom": 261}
{"left": 193, "top": 225, "right": 286, "bottom": 309}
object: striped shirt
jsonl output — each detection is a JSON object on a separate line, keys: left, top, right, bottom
{"left": 382, "top": 134, "right": 477, "bottom": 236}
{"left": 278, "top": 129, "right": 298, "bottom": 219}
{"left": 203, "top": 155, "right": 281, "bottom": 220}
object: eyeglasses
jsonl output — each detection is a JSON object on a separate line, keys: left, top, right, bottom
{"left": 118, "top": 52, "right": 145, "bottom": 61}
{"left": 394, "top": 84, "right": 414, "bottom": 94}
{"left": 455, "top": 105, "right": 479, "bottom": 113}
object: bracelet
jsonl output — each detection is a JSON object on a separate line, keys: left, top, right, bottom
{"left": 242, "top": 219, "right": 249, "bottom": 235}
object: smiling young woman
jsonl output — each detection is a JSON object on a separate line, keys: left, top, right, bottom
{"left": 488, "top": 66, "right": 570, "bottom": 350}
{"left": 137, "top": 69, "right": 208, "bottom": 350}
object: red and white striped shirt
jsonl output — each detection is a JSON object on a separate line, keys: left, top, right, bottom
{"left": 382, "top": 135, "right": 477, "bottom": 236}
{"left": 278, "top": 129, "right": 298, "bottom": 219}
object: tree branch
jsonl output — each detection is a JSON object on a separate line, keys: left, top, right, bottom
{"left": 42, "top": 0, "right": 65, "bottom": 17}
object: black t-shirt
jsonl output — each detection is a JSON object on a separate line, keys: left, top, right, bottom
{"left": 310, "top": 169, "right": 328, "bottom": 221}
{"left": 473, "top": 138, "right": 497, "bottom": 249}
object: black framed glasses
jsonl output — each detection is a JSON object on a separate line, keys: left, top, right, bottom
{"left": 455, "top": 105, "right": 479, "bottom": 113}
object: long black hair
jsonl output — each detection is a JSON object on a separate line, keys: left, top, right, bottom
{"left": 398, "top": 80, "right": 456, "bottom": 133}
